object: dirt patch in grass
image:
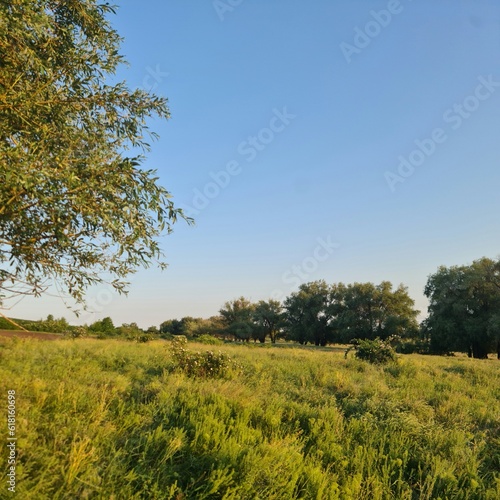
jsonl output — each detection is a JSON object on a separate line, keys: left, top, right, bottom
{"left": 0, "top": 329, "right": 62, "bottom": 340}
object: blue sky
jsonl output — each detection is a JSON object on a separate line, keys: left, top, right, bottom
{"left": 9, "top": 0, "right": 500, "bottom": 328}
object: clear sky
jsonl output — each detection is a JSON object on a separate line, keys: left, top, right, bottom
{"left": 8, "top": 0, "right": 500, "bottom": 328}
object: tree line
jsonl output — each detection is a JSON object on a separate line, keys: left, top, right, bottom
{"left": 6, "top": 257, "right": 499, "bottom": 359}
{"left": 160, "top": 280, "right": 420, "bottom": 347}
{"left": 160, "top": 257, "right": 500, "bottom": 359}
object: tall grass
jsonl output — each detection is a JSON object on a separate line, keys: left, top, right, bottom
{"left": 0, "top": 337, "right": 499, "bottom": 499}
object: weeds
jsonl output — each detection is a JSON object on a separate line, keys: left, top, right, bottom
{"left": 169, "top": 335, "right": 236, "bottom": 378}
{"left": 0, "top": 337, "right": 499, "bottom": 498}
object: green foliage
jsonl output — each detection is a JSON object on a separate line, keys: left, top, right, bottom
{"left": 350, "top": 338, "right": 398, "bottom": 364}
{"left": 159, "top": 318, "right": 185, "bottom": 336}
{"left": 0, "top": 0, "right": 192, "bottom": 307}
{"left": 0, "top": 316, "right": 23, "bottom": 330}
{"left": 394, "top": 335, "right": 430, "bottom": 355}
{"left": 64, "top": 326, "right": 87, "bottom": 339}
{"left": 282, "top": 280, "right": 420, "bottom": 346}
{"left": 425, "top": 257, "right": 500, "bottom": 358}
{"left": 165, "top": 281, "right": 420, "bottom": 349}
{"left": 160, "top": 316, "right": 223, "bottom": 339}
{"left": 88, "top": 316, "right": 116, "bottom": 337}
{"left": 219, "top": 297, "right": 255, "bottom": 341}
{"left": 0, "top": 314, "right": 69, "bottom": 333}
{"left": 169, "top": 336, "right": 235, "bottom": 378}
{"left": 1, "top": 338, "right": 500, "bottom": 498}
{"left": 115, "top": 322, "right": 155, "bottom": 342}
{"left": 252, "top": 299, "right": 284, "bottom": 343}
{"left": 24, "top": 314, "right": 70, "bottom": 333}
{"left": 133, "top": 333, "right": 155, "bottom": 343}
{"left": 284, "top": 281, "right": 331, "bottom": 345}
{"left": 195, "top": 334, "right": 223, "bottom": 345}
{"left": 332, "top": 281, "right": 420, "bottom": 343}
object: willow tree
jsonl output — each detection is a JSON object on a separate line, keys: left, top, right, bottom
{"left": 424, "top": 258, "right": 500, "bottom": 358}
{"left": 0, "top": 0, "right": 191, "bottom": 308}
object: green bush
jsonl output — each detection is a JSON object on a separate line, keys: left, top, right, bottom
{"left": 169, "top": 335, "right": 234, "bottom": 378}
{"left": 395, "top": 337, "right": 430, "bottom": 354}
{"left": 351, "top": 338, "right": 397, "bottom": 364}
{"left": 195, "top": 334, "right": 223, "bottom": 345}
{"left": 135, "top": 333, "right": 155, "bottom": 343}
{"left": 64, "top": 326, "right": 87, "bottom": 339}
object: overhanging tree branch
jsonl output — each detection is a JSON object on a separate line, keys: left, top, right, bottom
{"left": 0, "top": 0, "right": 193, "bottom": 309}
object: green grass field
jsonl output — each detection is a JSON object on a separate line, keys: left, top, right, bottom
{"left": 1, "top": 337, "right": 499, "bottom": 499}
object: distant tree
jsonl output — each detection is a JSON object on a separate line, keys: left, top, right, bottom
{"left": 49, "top": 315, "right": 70, "bottom": 333}
{"left": 219, "top": 297, "right": 255, "bottom": 342}
{"left": 160, "top": 319, "right": 184, "bottom": 336}
{"left": 89, "top": 316, "right": 116, "bottom": 336}
{"left": 28, "top": 315, "right": 69, "bottom": 333}
{"left": 206, "top": 316, "right": 225, "bottom": 336}
{"left": 67, "top": 325, "right": 88, "bottom": 339}
{"left": 116, "top": 322, "right": 145, "bottom": 341}
{"left": 283, "top": 281, "right": 332, "bottom": 346}
{"left": 0, "top": 0, "right": 191, "bottom": 310}
{"left": 182, "top": 317, "right": 209, "bottom": 338}
{"left": 253, "top": 300, "right": 283, "bottom": 343}
{"left": 159, "top": 316, "right": 224, "bottom": 339}
{"left": 332, "top": 282, "right": 419, "bottom": 343}
{"left": 424, "top": 258, "right": 500, "bottom": 358}
{"left": 334, "top": 282, "right": 377, "bottom": 342}
{"left": 281, "top": 280, "right": 418, "bottom": 346}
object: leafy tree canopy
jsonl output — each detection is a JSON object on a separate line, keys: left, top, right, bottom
{"left": 219, "top": 297, "right": 255, "bottom": 341}
{"left": 88, "top": 316, "right": 115, "bottom": 335}
{"left": 284, "top": 281, "right": 331, "bottom": 345}
{"left": 159, "top": 316, "right": 224, "bottom": 339}
{"left": 282, "top": 280, "right": 419, "bottom": 346}
{"left": 424, "top": 257, "right": 500, "bottom": 358}
{"left": 334, "top": 281, "right": 419, "bottom": 343}
{"left": 253, "top": 299, "right": 283, "bottom": 343}
{"left": 0, "top": 0, "right": 191, "bottom": 309}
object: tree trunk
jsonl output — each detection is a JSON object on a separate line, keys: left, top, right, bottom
{"left": 471, "top": 341, "right": 489, "bottom": 359}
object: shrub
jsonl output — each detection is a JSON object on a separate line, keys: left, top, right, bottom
{"left": 169, "top": 335, "right": 234, "bottom": 378}
{"left": 135, "top": 333, "right": 155, "bottom": 343}
{"left": 195, "top": 334, "right": 223, "bottom": 345}
{"left": 349, "top": 338, "right": 397, "bottom": 364}
{"left": 64, "top": 326, "right": 87, "bottom": 339}
{"left": 395, "top": 337, "right": 430, "bottom": 354}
